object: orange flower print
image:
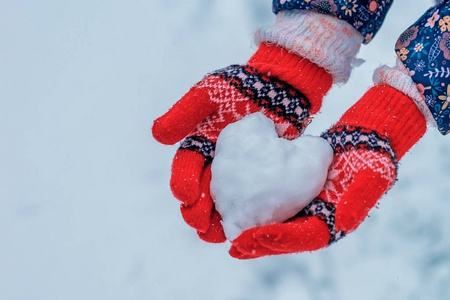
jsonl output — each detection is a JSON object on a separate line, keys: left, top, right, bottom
{"left": 439, "top": 15, "right": 450, "bottom": 32}
{"left": 425, "top": 9, "right": 440, "bottom": 28}
{"left": 341, "top": 0, "right": 358, "bottom": 16}
{"left": 438, "top": 85, "right": 450, "bottom": 110}
{"left": 365, "top": 33, "right": 374, "bottom": 43}
{"left": 396, "top": 48, "right": 409, "bottom": 61}
{"left": 369, "top": 1, "right": 378, "bottom": 13}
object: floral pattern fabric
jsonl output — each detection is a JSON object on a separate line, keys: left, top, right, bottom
{"left": 396, "top": 0, "right": 450, "bottom": 135}
{"left": 272, "top": 0, "right": 393, "bottom": 44}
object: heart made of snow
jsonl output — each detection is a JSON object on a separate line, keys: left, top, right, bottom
{"left": 210, "top": 113, "right": 334, "bottom": 241}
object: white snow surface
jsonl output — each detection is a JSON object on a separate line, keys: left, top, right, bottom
{"left": 2, "top": 1, "right": 450, "bottom": 300}
{"left": 211, "top": 113, "right": 333, "bottom": 240}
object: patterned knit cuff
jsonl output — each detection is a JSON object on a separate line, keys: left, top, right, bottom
{"left": 272, "top": 0, "right": 393, "bottom": 44}
{"left": 373, "top": 59, "right": 437, "bottom": 128}
{"left": 255, "top": 10, "right": 364, "bottom": 83}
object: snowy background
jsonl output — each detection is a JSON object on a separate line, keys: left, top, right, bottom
{"left": 1, "top": 0, "right": 450, "bottom": 299}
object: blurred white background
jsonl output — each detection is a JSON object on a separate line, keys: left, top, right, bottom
{"left": 1, "top": 0, "right": 450, "bottom": 299}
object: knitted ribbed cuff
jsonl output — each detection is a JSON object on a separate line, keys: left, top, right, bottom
{"left": 373, "top": 59, "right": 437, "bottom": 127}
{"left": 255, "top": 10, "right": 364, "bottom": 83}
{"left": 336, "top": 85, "right": 427, "bottom": 159}
{"left": 248, "top": 43, "right": 333, "bottom": 114}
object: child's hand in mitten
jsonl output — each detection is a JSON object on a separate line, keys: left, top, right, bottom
{"left": 230, "top": 84, "right": 427, "bottom": 258}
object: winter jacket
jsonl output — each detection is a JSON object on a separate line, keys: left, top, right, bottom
{"left": 272, "top": 0, "right": 393, "bottom": 44}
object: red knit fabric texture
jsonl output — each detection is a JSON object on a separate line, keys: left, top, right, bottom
{"left": 248, "top": 43, "right": 333, "bottom": 114}
{"left": 336, "top": 84, "right": 427, "bottom": 159}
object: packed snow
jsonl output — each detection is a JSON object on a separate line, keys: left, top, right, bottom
{"left": 211, "top": 113, "right": 333, "bottom": 240}
{"left": 2, "top": 1, "right": 450, "bottom": 300}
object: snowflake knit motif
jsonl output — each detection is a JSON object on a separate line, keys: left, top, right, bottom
{"left": 296, "top": 125, "right": 398, "bottom": 244}
{"left": 180, "top": 65, "right": 311, "bottom": 163}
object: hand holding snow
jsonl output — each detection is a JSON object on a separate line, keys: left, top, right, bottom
{"left": 210, "top": 113, "right": 334, "bottom": 241}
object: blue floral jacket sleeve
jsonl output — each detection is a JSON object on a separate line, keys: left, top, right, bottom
{"left": 272, "top": 0, "right": 393, "bottom": 44}
{"left": 396, "top": 0, "right": 450, "bottom": 135}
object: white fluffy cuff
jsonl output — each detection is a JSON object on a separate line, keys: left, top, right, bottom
{"left": 255, "top": 10, "right": 364, "bottom": 83}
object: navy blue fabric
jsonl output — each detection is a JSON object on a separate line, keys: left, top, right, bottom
{"left": 272, "top": 0, "right": 393, "bottom": 44}
{"left": 396, "top": 1, "right": 450, "bottom": 135}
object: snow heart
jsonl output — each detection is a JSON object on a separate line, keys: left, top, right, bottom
{"left": 211, "top": 113, "right": 334, "bottom": 241}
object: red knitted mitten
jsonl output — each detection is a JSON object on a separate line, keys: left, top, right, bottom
{"left": 230, "top": 84, "right": 427, "bottom": 258}
{"left": 153, "top": 43, "right": 333, "bottom": 243}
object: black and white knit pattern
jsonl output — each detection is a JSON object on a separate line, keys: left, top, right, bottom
{"left": 299, "top": 198, "right": 345, "bottom": 245}
{"left": 211, "top": 65, "right": 311, "bottom": 133}
{"left": 321, "top": 125, "right": 398, "bottom": 169}
{"left": 179, "top": 136, "right": 215, "bottom": 164}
